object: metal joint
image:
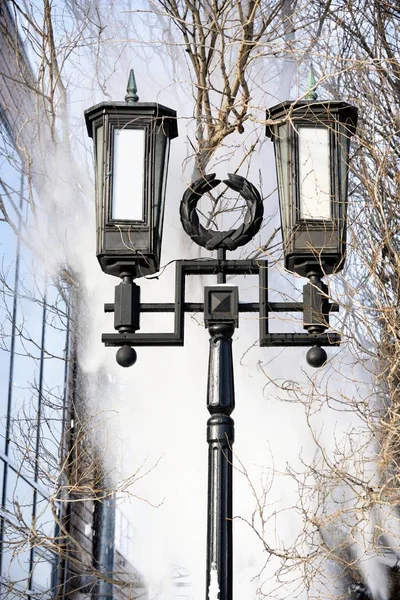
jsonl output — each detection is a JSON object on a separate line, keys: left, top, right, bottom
{"left": 207, "top": 414, "right": 234, "bottom": 445}
{"left": 113, "top": 277, "right": 141, "bottom": 333}
{"left": 204, "top": 287, "right": 239, "bottom": 329}
{"left": 303, "top": 275, "right": 330, "bottom": 334}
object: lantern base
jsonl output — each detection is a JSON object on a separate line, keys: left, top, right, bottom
{"left": 97, "top": 255, "right": 159, "bottom": 279}
{"left": 285, "top": 256, "right": 345, "bottom": 278}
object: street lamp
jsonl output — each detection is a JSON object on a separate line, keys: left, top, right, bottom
{"left": 84, "top": 69, "right": 178, "bottom": 280}
{"left": 266, "top": 96, "right": 358, "bottom": 367}
{"left": 85, "top": 71, "right": 358, "bottom": 600}
{"left": 265, "top": 99, "right": 358, "bottom": 278}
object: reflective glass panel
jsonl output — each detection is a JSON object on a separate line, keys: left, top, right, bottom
{"left": 31, "top": 549, "right": 54, "bottom": 594}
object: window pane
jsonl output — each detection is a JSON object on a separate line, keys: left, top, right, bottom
{"left": 5, "top": 469, "right": 34, "bottom": 527}
{"left": 8, "top": 350, "right": 40, "bottom": 478}
{"left": 2, "top": 470, "right": 33, "bottom": 590}
{"left": 39, "top": 285, "right": 68, "bottom": 478}
{"left": 38, "top": 373, "right": 65, "bottom": 481}
{"left": 1, "top": 528, "right": 31, "bottom": 591}
{"left": 17, "top": 243, "right": 46, "bottom": 304}
{"left": 0, "top": 220, "right": 18, "bottom": 446}
{"left": 0, "top": 123, "right": 24, "bottom": 225}
{"left": 31, "top": 550, "right": 54, "bottom": 593}
{"left": 34, "top": 495, "right": 55, "bottom": 539}
{"left": 8, "top": 256, "right": 45, "bottom": 470}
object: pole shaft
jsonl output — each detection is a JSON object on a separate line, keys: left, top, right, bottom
{"left": 217, "top": 248, "right": 227, "bottom": 283}
{"left": 206, "top": 323, "right": 235, "bottom": 600}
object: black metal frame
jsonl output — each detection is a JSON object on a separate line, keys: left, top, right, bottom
{"left": 103, "top": 258, "right": 340, "bottom": 349}
{"left": 101, "top": 256, "right": 339, "bottom": 600}
{"left": 84, "top": 100, "right": 178, "bottom": 279}
{"left": 106, "top": 119, "right": 149, "bottom": 226}
{"left": 265, "top": 100, "right": 358, "bottom": 278}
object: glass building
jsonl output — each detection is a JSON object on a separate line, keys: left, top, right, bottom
{"left": 0, "top": 4, "right": 145, "bottom": 599}
{"left": 0, "top": 113, "right": 71, "bottom": 597}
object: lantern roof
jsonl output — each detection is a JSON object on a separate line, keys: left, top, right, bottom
{"left": 265, "top": 100, "right": 358, "bottom": 139}
{"left": 85, "top": 68, "right": 178, "bottom": 139}
{"left": 84, "top": 100, "right": 178, "bottom": 139}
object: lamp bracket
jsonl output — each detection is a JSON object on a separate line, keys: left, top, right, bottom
{"left": 113, "top": 275, "right": 140, "bottom": 333}
{"left": 102, "top": 259, "right": 340, "bottom": 350}
{"left": 303, "top": 274, "right": 330, "bottom": 335}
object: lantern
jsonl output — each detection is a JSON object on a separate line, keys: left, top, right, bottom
{"left": 266, "top": 100, "right": 358, "bottom": 277}
{"left": 85, "top": 70, "right": 178, "bottom": 278}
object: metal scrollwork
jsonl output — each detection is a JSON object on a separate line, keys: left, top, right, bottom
{"left": 180, "top": 173, "right": 264, "bottom": 251}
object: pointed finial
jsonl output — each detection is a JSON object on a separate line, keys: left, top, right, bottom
{"left": 125, "top": 69, "right": 139, "bottom": 104}
{"left": 305, "top": 64, "right": 318, "bottom": 101}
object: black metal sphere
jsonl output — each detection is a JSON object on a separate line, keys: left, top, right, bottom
{"left": 306, "top": 345, "right": 327, "bottom": 368}
{"left": 116, "top": 345, "right": 137, "bottom": 368}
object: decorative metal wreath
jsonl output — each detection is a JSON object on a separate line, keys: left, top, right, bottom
{"left": 180, "top": 173, "right": 264, "bottom": 251}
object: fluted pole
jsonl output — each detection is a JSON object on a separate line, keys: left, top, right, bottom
{"left": 206, "top": 322, "right": 235, "bottom": 600}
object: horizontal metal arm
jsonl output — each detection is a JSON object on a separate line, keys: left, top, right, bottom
{"left": 102, "top": 332, "right": 184, "bottom": 347}
{"left": 104, "top": 301, "right": 339, "bottom": 314}
{"left": 102, "top": 331, "right": 340, "bottom": 348}
{"left": 260, "top": 332, "right": 340, "bottom": 347}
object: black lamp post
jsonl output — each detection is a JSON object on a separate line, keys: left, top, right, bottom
{"left": 85, "top": 71, "right": 358, "bottom": 600}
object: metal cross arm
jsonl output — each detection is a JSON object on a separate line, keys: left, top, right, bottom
{"left": 101, "top": 258, "right": 340, "bottom": 357}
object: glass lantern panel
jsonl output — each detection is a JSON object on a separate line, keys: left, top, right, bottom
{"left": 95, "top": 124, "right": 104, "bottom": 210}
{"left": 339, "top": 124, "right": 351, "bottom": 206}
{"left": 275, "top": 123, "right": 291, "bottom": 235}
{"left": 154, "top": 130, "right": 170, "bottom": 251}
{"left": 298, "top": 126, "right": 331, "bottom": 220}
{"left": 112, "top": 128, "right": 145, "bottom": 221}
{"left": 160, "top": 138, "right": 170, "bottom": 238}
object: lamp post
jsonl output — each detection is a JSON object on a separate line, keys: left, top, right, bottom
{"left": 85, "top": 70, "right": 358, "bottom": 600}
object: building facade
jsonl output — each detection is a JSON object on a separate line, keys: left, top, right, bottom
{"left": 0, "top": 114, "right": 70, "bottom": 597}
{"left": 0, "top": 4, "right": 146, "bottom": 598}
